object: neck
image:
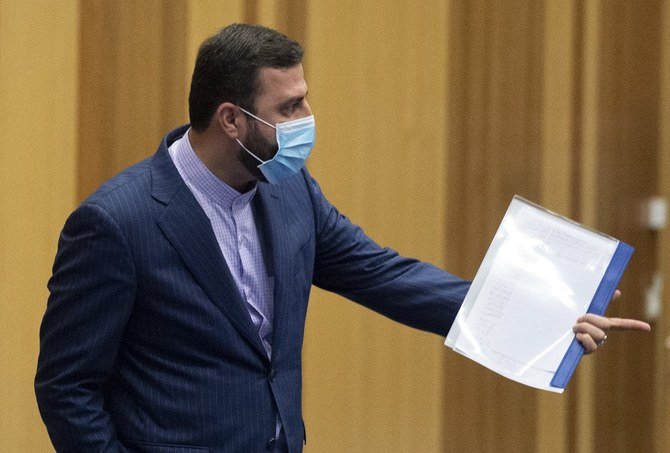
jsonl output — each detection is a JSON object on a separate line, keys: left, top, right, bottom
{"left": 187, "top": 128, "right": 257, "bottom": 193}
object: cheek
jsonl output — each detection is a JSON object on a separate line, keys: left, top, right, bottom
{"left": 257, "top": 131, "right": 278, "bottom": 158}
{"left": 261, "top": 129, "right": 277, "bottom": 147}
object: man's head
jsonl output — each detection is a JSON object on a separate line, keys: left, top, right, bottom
{"left": 189, "top": 23, "right": 304, "bottom": 131}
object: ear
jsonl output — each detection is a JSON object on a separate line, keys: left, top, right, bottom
{"left": 215, "top": 102, "right": 243, "bottom": 139}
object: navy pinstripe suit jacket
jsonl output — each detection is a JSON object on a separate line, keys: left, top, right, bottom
{"left": 35, "top": 125, "right": 469, "bottom": 452}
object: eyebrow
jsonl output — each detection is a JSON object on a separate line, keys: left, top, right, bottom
{"left": 281, "top": 90, "right": 308, "bottom": 107}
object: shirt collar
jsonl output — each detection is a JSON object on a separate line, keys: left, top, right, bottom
{"left": 170, "top": 129, "right": 256, "bottom": 209}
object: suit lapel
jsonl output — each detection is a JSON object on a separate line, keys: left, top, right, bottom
{"left": 255, "top": 183, "right": 293, "bottom": 362}
{"left": 150, "top": 137, "right": 269, "bottom": 362}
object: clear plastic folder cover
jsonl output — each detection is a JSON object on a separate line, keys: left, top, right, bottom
{"left": 444, "top": 196, "right": 619, "bottom": 393}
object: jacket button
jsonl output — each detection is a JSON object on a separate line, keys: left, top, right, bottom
{"left": 269, "top": 368, "right": 277, "bottom": 382}
{"left": 266, "top": 437, "right": 276, "bottom": 450}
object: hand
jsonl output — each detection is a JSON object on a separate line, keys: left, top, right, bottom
{"left": 572, "top": 290, "right": 651, "bottom": 354}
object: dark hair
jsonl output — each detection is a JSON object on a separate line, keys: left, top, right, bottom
{"left": 188, "top": 23, "right": 303, "bottom": 131}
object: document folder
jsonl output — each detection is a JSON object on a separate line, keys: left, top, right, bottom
{"left": 445, "top": 196, "right": 633, "bottom": 393}
{"left": 550, "top": 240, "right": 633, "bottom": 388}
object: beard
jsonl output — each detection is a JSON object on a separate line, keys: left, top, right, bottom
{"left": 238, "top": 119, "right": 279, "bottom": 183}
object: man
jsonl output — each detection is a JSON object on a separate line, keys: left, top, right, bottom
{"left": 35, "top": 24, "right": 650, "bottom": 452}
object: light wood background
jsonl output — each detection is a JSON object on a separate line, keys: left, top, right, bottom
{"left": 1, "top": 1, "right": 668, "bottom": 452}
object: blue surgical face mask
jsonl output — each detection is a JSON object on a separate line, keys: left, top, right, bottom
{"left": 236, "top": 107, "right": 315, "bottom": 184}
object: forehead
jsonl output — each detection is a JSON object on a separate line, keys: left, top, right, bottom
{"left": 254, "top": 64, "right": 307, "bottom": 107}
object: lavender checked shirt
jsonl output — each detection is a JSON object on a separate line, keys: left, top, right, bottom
{"left": 168, "top": 131, "right": 275, "bottom": 358}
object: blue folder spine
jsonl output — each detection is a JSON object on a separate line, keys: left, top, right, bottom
{"left": 550, "top": 241, "right": 634, "bottom": 389}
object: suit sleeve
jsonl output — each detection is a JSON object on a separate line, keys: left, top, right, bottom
{"left": 35, "top": 202, "right": 136, "bottom": 452}
{"left": 303, "top": 171, "right": 470, "bottom": 336}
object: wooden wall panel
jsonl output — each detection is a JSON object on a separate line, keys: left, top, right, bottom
{"left": 78, "top": 0, "right": 188, "bottom": 201}
{"left": 443, "top": 1, "right": 544, "bottom": 450}
{"left": 244, "top": 1, "right": 307, "bottom": 51}
{"left": 0, "top": 1, "right": 79, "bottom": 450}
{"left": 536, "top": 1, "right": 576, "bottom": 450}
{"left": 184, "top": 0, "right": 246, "bottom": 114}
{"left": 592, "top": 2, "right": 661, "bottom": 452}
{"left": 572, "top": 2, "right": 600, "bottom": 451}
{"left": 445, "top": 1, "right": 665, "bottom": 451}
{"left": 299, "top": 6, "right": 369, "bottom": 451}
{"left": 657, "top": 2, "right": 670, "bottom": 452}
{"left": 302, "top": 2, "right": 449, "bottom": 451}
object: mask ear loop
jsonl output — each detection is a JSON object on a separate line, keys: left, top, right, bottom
{"left": 235, "top": 106, "right": 274, "bottom": 164}
{"left": 236, "top": 139, "right": 265, "bottom": 164}
{"left": 237, "top": 106, "right": 276, "bottom": 129}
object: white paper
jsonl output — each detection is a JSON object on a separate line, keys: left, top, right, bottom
{"left": 445, "top": 197, "right": 618, "bottom": 392}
